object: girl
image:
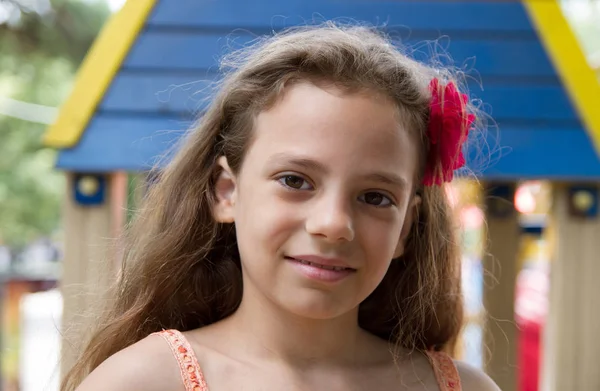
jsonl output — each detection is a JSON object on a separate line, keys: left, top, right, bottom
{"left": 67, "top": 24, "right": 499, "bottom": 391}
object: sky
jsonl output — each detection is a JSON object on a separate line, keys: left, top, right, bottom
{"left": 105, "top": 0, "right": 126, "bottom": 12}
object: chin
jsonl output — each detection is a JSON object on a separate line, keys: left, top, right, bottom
{"left": 274, "top": 289, "right": 360, "bottom": 320}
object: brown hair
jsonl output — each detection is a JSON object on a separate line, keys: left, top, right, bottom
{"left": 62, "top": 22, "right": 474, "bottom": 390}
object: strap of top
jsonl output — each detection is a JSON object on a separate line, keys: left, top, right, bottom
{"left": 425, "top": 350, "right": 462, "bottom": 391}
{"left": 153, "top": 329, "right": 209, "bottom": 391}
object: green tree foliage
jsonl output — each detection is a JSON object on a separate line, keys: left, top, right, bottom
{"left": 0, "top": 0, "right": 110, "bottom": 248}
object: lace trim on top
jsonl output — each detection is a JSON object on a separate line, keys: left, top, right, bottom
{"left": 425, "top": 350, "right": 462, "bottom": 391}
{"left": 153, "top": 329, "right": 209, "bottom": 391}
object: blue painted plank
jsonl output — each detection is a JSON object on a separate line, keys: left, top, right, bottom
{"left": 124, "top": 31, "right": 554, "bottom": 77}
{"left": 101, "top": 72, "right": 218, "bottom": 114}
{"left": 57, "top": 115, "right": 192, "bottom": 172}
{"left": 101, "top": 72, "right": 577, "bottom": 121}
{"left": 469, "top": 85, "right": 577, "bottom": 122}
{"left": 57, "top": 114, "right": 600, "bottom": 179}
{"left": 470, "top": 127, "right": 600, "bottom": 180}
{"left": 148, "top": 0, "right": 533, "bottom": 33}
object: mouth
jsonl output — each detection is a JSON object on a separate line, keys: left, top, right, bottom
{"left": 284, "top": 256, "right": 356, "bottom": 272}
{"left": 285, "top": 255, "right": 356, "bottom": 283}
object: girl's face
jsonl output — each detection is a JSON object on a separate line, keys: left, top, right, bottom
{"left": 214, "top": 82, "right": 420, "bottom": 320}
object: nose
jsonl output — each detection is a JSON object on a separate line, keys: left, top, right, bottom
{"left": 305, "top": 194, "right": 355, "bottom": 242}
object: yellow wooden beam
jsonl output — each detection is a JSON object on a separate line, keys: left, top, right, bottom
{"left": 523, "top": 0, "right": 600, "bottom": 156}
{"left": 43, "top": 0, "right": 158, "bottom": 148}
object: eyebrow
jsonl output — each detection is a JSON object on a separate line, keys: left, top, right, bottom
{"left": 267, "top": 153, "right": 328, "bottom": 174}
{"left": 360, "top": 172, "right": 409, "bottom": 190}
{"left": 266, "top": 153, "right": 409, "bottom": 190}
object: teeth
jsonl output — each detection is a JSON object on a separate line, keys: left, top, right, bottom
{"left": 296, "top": 258, "right": 348, "bottom": 271}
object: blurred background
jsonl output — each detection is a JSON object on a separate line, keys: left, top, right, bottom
{"left": 0, "top": 0, "right": 599, "bottom": 390}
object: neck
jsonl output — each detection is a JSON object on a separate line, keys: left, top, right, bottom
{"left": 224, "top": 287, "right": 368, "bottom": 367}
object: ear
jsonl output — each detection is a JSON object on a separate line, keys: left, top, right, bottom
{"left": 213, "top": 156, "right": 237, "bottom": 223}
{"left": 393, "top": 194, "right": 421, "bottom": 259}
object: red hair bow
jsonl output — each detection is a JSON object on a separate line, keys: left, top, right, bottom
{"left": 422, "top": 78, "right": 475, "bottom": 186}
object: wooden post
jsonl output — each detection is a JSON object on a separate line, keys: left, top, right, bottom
{"left": 59, "top": 172, "right": 128, "bottom": 375}
{"left": 482, "top": 183, "right": 519, "bottom": 391}
{"left": 541, "top": 183, "right": 600, "bottom": 390}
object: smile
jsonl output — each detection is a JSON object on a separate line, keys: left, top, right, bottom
{"left": 291, "top": 257, "right": 353, "bottom": 271}
{"left": 285, "top": 256, "right": 356, "bottom": 283}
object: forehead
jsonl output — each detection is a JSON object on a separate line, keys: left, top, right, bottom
{"left": 245, "top": 82, "right": 419, "bottom": 179}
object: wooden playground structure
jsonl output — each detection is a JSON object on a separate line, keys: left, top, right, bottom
{"left": 43, "top": 1, "right": 600, "bottom": 390}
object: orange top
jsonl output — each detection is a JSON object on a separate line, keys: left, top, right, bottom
{"left": 153, "top": 329, "right": 461, "bottom": 391}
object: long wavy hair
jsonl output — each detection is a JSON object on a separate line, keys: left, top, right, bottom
{"left": 62, "top": 23, "right": 476, "bottom": 390}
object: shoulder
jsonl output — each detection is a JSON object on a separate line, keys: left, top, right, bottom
{"left": 455, "top": 360, "right": 501, "bottom": 391}
{"left": 75, "top": 332, "right": 182, "bottom": 391}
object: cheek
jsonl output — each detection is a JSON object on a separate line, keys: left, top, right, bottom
{"left": 234, "top": 185, "right": 301, "bottom": 256}
{"left": 358, "top": 216, "right": 405, "bottom": 271}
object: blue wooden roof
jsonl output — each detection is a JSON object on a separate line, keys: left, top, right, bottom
{"left": 44, "top": 0, "right": 600, "bottom": 180}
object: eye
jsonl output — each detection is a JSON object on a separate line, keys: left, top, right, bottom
{"left": 359, "top": 192, "right": 394, "bottom": 207}
{"left": 277, "top": 175, "right": 313, "bottom": 190}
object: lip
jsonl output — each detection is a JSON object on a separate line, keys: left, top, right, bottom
{"left": 285, "top": 255, "right": 356, "bottom": 283}
{"left": 289, "top": 255, "right": 355, "bottom": 269}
